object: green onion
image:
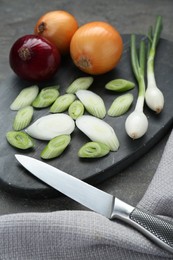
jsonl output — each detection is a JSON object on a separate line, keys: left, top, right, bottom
{"left": 50, "top": 94, "right": 76, "bottom": 113}
{"left": 10, "top": 85, "right": 39, "bottom": 110}
{"left": 145, "top": 16, "right": 164, "bottom": 113}
{"left": 125, "top": 34, "right": 148, "bottom": 139}
{"left": 25, "top": 114, "right": 75, "bottom": 140}
{"left": 41, "top": 135, "right": 71, "bottom": 159}
{"left": 76, "top": 90, "right": 106, "bottom": 119}
{"left": 76, "top": 115, "right": 119, "bottom": 151}
{"left": 68, "top": 100, "right": 84, "bottom": 120}
{"left": 32, "top": 86, "right": 60, "bottom": 108}
{"left": 78, "top": 142, "right": 110, "bottom": 158}
{"left": 105, "top": 79, "right": 135, "bottom": 92}
{"left": 66, "top": 77, "right": 94, "bottom": 94}
{"left": 108, "top": 93, "right": 133, "bottom": 117}
{"left": 13, "top": 106, "right": 34, "bottom": 131}
{"left": 6, "top": 131, "right": 34, "bottom": 150}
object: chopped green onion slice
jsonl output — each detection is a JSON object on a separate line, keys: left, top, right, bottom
{"left": 13, "top": 106, "right": 34, "bottom": 131}
{"left": 105, "top": 79, "right": 135, "bottom": 92}
{"left": 76, "top": 90, "right": 106, "bottom": 119}
{"left": 108, "top": 93, "right": 134, "bottom": 117}
{"left": 32, "top": 86, "right": 60, "bottom": 108}
{"left": 41, "top": 135, "right": 71, "bottom": 159}
{"left": 10, "top": 85, "right": 39, "bottom": 110}
{"left": 76, "top": 115, "right": 119, "bottom": 151}
{"left": 6, "top": 131, "right": 34, "bottom": 150}
{"left": 68, "top": 100, "right": 84, "bottom": 120}
{"left": 50, "top": 94, "right": 76, "bottom": 113}
{"left": 78, "top": 141, "right": 110, "bottom": 158}
{"left": 66, "top": 77, "right": 94, "bottom": 94}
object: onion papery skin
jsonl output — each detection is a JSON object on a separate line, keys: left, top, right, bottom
{"left": 70, "top": 21, "right": 123, "bottom": 75}
{"left": 9, "top": 34, "right": 61, "bottom": 82}
{"left": 34, "top": 10, "right": 78, "bottom": 55}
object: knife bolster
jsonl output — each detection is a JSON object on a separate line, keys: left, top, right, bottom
{"left": 111, "top": 197, "right": 134, "bottom": 220}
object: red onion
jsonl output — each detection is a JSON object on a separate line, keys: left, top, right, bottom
{"left": 9, "top": 34, "right": 61, "bottom": 82}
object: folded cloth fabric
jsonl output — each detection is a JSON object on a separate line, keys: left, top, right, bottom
{"left": 1, "top": 132, "right": 173, "bottom": 259}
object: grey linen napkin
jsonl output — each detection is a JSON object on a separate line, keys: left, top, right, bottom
{"left": 1, "top": 131, "right": 173, "bottom": 260}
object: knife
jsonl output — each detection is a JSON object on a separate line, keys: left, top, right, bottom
{"left": 15, "top": 154, "right": 173, "bottom": 254}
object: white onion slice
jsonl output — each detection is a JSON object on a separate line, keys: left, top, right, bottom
{"left": 76, "top": 115, "right": 119, "bottom": 151}
{"left": 26, "top": 114, "right": 75, "bottom": 140}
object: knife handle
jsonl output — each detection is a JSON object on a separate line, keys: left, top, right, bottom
{"left": 129, "top": 208, "right": 173, "bottom": 253}
{"left": 112, "top": 198, "right": 173, "bottom": 254}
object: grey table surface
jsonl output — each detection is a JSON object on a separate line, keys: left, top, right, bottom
{"left": 0, "top": 0, "right": 173, "bottom": 215}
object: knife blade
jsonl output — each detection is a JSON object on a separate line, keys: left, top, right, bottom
{"left": 15, "top": 154, "right": 173, "bottom": 254}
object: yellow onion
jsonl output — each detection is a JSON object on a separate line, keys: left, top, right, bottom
{"left": 70, "top": 21, "right": 123, "bottom": 75}
{"left": 34, "top": 10, "right": 78, "bottom": 54}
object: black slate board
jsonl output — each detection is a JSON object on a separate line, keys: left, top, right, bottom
{"left": 0, "top": 35, "right": 173, "bottom": 198}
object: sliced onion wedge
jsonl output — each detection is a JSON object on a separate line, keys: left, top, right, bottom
{"left": 76, "top": 90, "right": 106, "bottom": 119}
{"left": 76, "top": 115, "right": 119, "bottom": 151}
{"left": 26, "top": 114, "right": 75, "bottom": 140}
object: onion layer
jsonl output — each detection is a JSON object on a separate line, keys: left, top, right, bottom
{"left": 25, "top": 114, "right": 75, "bottom": 140}
{"left": 76, "top": 115, "right": 119, "bottom": 151}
